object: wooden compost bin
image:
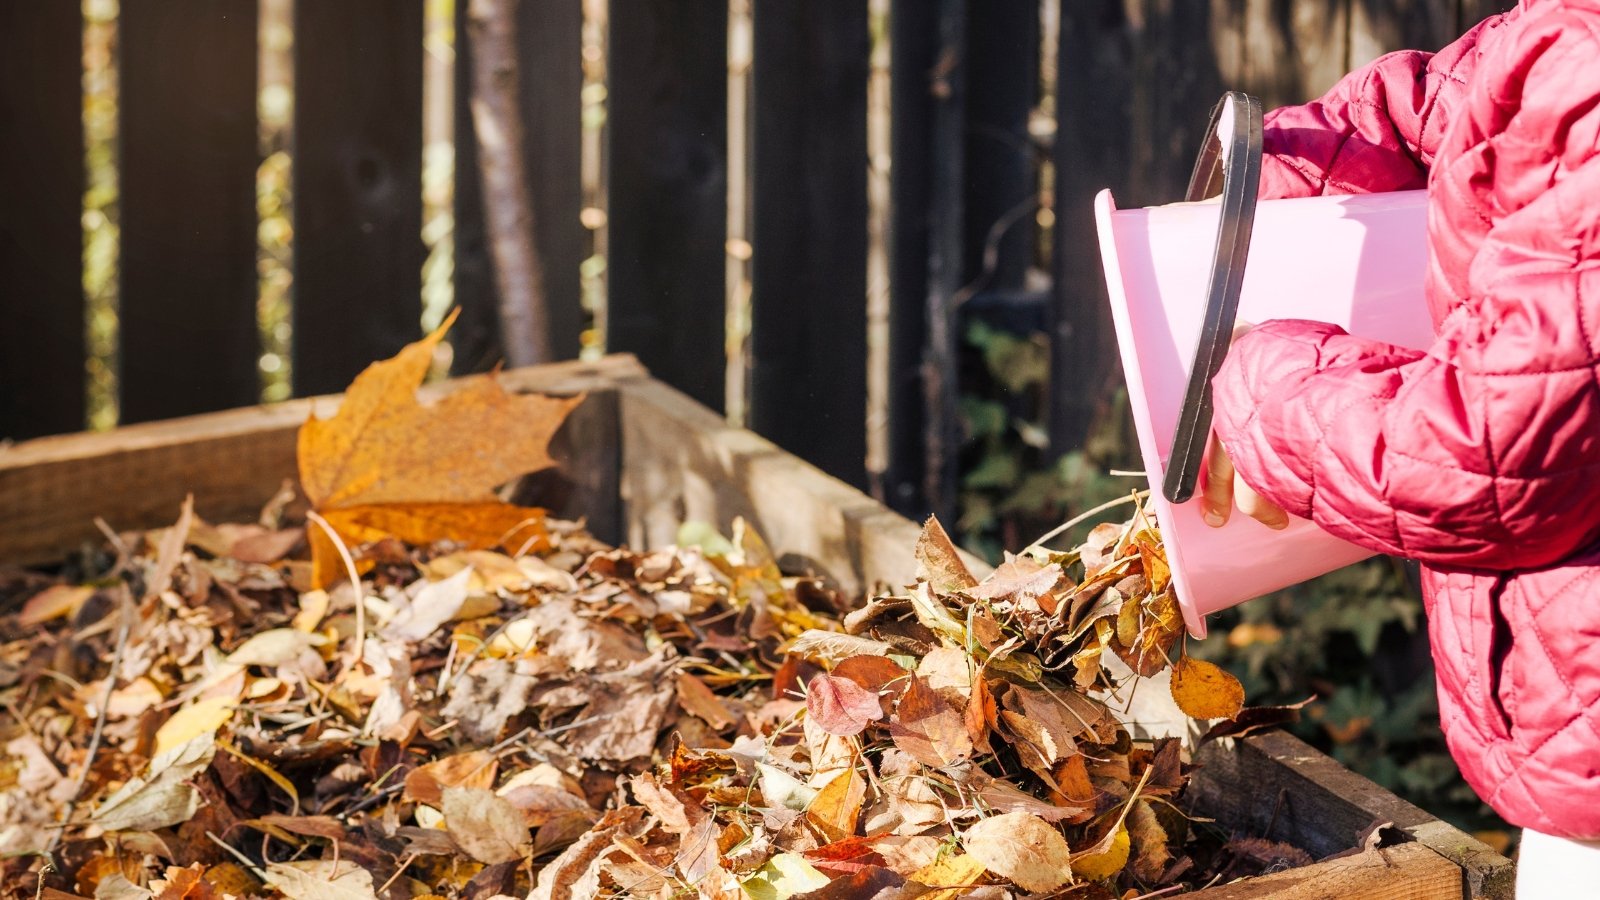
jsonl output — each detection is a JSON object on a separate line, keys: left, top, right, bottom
{"left": 0, "top": 355, "right": 1514, "bottom": 898}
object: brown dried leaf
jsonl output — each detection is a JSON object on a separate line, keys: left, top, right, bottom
{"left": 962, "top": 811, "right": 1074, "bottom": 893}
{"left": 889, "top": 676, "right": 971, "bottom": 768}
{"left": 914, "top": 517, "right": 977, "bottom": 593}
{"left": 807, "top": 673, "right": 886, "bottom": 737}
{"left": 1199, "top": 697, "right": 1313, "bottom": 744}
{"left": 403, "top": 750, "right": 498, "bottom": 806}
{"left": 787, "top": 630, "right": 895, "bottom": 664}
{"left": 263, "top": 860, "right": 378, "bottom": 900}
{"left": 1170, "top": 656, "right": 1245, "bottom": 720}
{"left": 443, "top": 786, "right": 532, "bottom": 865}
{"left": 676, "top": 672, "right": 736, "bottom": 730}
{"left": 19, "top": 584, "right": 94, "bottom": 627}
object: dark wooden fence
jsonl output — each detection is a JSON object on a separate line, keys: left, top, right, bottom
{"left": 0, "top": 0, "right": 1514, "bottom": 521}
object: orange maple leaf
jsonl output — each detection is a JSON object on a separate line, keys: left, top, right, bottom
{"left": 297, "top": 310, "right": 582, "bottom": 587}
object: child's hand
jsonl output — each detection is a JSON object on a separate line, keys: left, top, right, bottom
{"left": 1200, "top": 435, "right": 1288, "bottom": 530}
{"left": 1200, "top": 322, "right": 1289, "bottom": 530}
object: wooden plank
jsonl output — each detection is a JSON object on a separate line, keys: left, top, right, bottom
{"left": 1191, "top": 730, "right": 1515, "bottom": 898}
{"left": 618, "top": 376, "right": 986, "bottom": 598}
{"left": 882, "top": 0, "right": 937, "bottom": 516}
{"left": 0, "top": 356, "right": 648, "bottom": 567}
{"left": 1241, "top": 0, "right": 1344, "bottom": 109}
{"left": 1049, "top": 0, "right": 1131, "bottom": 452}
{"left": 118, "top": 0, "right": 259, "bottom": 423}
{"left": 921, "top": 0, "right": 967, "bottom": 525}
{"left": 606, "top": 0, "right": 728, "bottom": 412}
{"left": 0, "top": 3, "right": 85, "bottom": 440}
{"left": 292, "top": 0, "right": 426, "bottom": 396}
{"left": 1188, "top": 842, "right": 1461, "bottom": 899}
{"left": 747, "top": 0, "right": 870, "bottom": 489}
{"left": 961, "top": 0, "right": 1037, "bottom": 291}
{"left": 454, "top": 0, "right": 586, "bottom": 372}
{"left": 1350, "top": 0, "right": 1456, "bottom": 67}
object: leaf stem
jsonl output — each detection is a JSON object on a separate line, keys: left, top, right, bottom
{"left": 1024, "top": 489, "right": 1151, "bottom": 554}
{"left": 305, "top": 510, "right": 367, "bottom": 667}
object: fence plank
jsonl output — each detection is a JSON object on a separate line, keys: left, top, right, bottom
{"left": 747, "top": 0, "right": 870, "bottom": 489}
{"left": 454, "top": 0, "right": 585, "bottom": 373}
{"left": 0, "top": 4, "right": 84, "bottom": 440}
{"left": 883, "top": 0, "right": 936, "bottom": 516}
{"left": 292, "top": 0, "right": 425, "bottom": 395}
{"left": 1051, "top": 0, "right": 1224, "bottom": 452}
{"left": 961, "top": 0, "right": 1037, "bottom": 293}
{"left": 119, "top": 0, "right": 259, "bottom": 423}
{"left": 607, "top": 0, "right": 728, "bottom": 412}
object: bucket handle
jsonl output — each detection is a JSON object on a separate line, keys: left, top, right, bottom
{"left": 1163, "top": 92, "right": 1264, "bottom": 504}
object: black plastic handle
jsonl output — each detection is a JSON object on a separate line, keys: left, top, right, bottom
{"left": 1162, "top": 92, "right": 1264, "bottom": 505}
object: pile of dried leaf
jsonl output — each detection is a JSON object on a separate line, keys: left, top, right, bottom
{"left": 0, "top": 321, "right": 1312, "bottom": 900}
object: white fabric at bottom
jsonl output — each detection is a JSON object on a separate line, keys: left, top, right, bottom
{"left": 1517, "top": 828, "right": 1600, "bottom": 897}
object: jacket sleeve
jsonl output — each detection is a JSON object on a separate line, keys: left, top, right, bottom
{"left": 1257, "top": 13, "right": 1505, "bottom": 199}
{"left": 1213, "top": 20, "right": 1600, "bottom": 571}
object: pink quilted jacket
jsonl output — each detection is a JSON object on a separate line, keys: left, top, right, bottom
{"left": 1212, "top": 0, "right": 1600, "bottom": 838}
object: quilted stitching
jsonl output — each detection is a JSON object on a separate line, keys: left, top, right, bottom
{"left": 1211, "top": 1, "right": 1600, "bottom": 838}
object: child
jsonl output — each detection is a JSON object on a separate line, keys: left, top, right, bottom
{"left": 1196, "top": 1, "right": 1600, "bottom": 892}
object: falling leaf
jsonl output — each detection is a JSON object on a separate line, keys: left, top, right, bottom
{"left": 263, "top": 860, "right": 378, "bottom": 900}
{"left": 963, "top": 811, "right": 1074, "bottom": 893}
{"left": 92, "top": 734, "right": 217, "bottom": 833}
{"left": 807, "top": 673, "right": 885, "bottom": 736}
{"left": 443, "top": 787, "right": 531, "bottom": 865}
{"left": 1170, "top": 656, "right": 1245, "bottom": 720}
{"left": 297, "top": 312, "right": 580, "bottom": 586}
{"left": 1071, "top": 825, "right": 1130, "bottom": 881}
{"left": 890, "top": 676, "right": 972, "bottom": 768}
{"left": 967, "top": 555, "right": 1063, "bottom": 607}
{"left": 914, "top": 517, "right": 977, "bottom": 593}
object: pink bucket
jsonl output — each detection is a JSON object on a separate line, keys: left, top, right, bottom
{"left": 1094, "top": 95, "right": 1434, "bottom": 637}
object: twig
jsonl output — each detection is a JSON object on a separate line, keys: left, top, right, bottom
{"left": 46, "top": 587, "right": 131, "bottom": 856}
{"left": 207, "top": 830, "right": 270, "bottom": 882}
{"left": 34, "top": 862, "right": 55, "bottom": 900}
{"left": 1025, "top": 489, "right": 1152, "bottom": 554}
{"left": 377, "top": 853, "right": 417, "bottom": 895}
{"left": 305, "top": 511, "right": 367, "bottom": 667}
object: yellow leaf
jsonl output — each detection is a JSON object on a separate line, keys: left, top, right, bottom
{"left": 19, "top": 585, "right": 94, "bottom": 627}
{"left": 153, "top": 696, "right": 234, "bottom": 755}
{"left": 909, "top": 853, "right": 987, "bottom": 899}
{"left": 1071, "top": 825, "right": 1130, "bottom": 881}
{"left": 742, "top": 853, "right": 832, "bottom": 900}
{"left": 308, "top": 502, "right": 550, "bottom": 590}
{"left": 293, "top": 589, "right": 330, "bottom": 632}
{"left": 804, "top": 766, "right": 866, "bottom": 842}
{"left": 1170, "top": 655, "right": 1245, "bottom": 720}
{"left": 962, "top": 811, "right": 1073, "bottom": 893}
{"left": 296, "top": 312, "right": 578, "bottom": 587}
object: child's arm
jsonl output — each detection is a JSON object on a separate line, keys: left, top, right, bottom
{"left": 1212, "top": 15, "right": 1600, "bottom": 571}
{"left": 1258, "top": 13, "right": 1508, "bottom": 199}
